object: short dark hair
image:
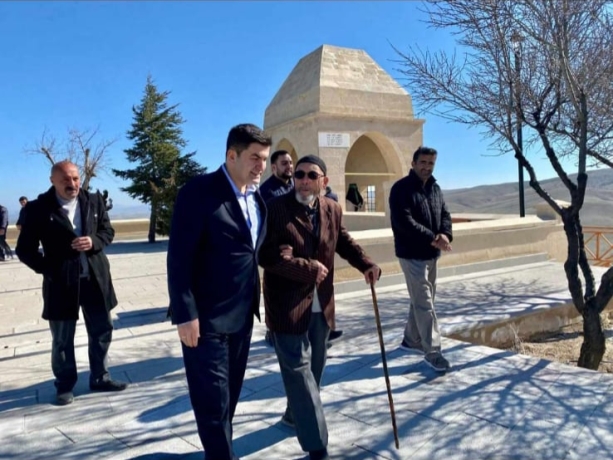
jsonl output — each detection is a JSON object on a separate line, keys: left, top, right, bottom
{"left": 412, "top": 146, "right": 437, "bottom": 163}
{"left": 19, "top": 196, "right": 27, "bottom": 202}
{"left": 226, "top": 123, "right": 272, "bottom": 155}
{"left": 270, "top": 150, "right": 290, "bottom": 164}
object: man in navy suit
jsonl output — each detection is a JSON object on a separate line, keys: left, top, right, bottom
{"left": 167, "top": 123, "right": 272, "bottom": 460}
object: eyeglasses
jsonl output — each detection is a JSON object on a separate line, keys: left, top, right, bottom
{"left": 294, "top": 170, "right": 324, "bottom": 180}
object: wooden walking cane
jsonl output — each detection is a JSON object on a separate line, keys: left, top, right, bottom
{"left": 369, "top": 279, "right": 400, "bottom": 449}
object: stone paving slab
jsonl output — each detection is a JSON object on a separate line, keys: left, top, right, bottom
{"left": 2, "top": 246, "right": 613, "bottom": 459}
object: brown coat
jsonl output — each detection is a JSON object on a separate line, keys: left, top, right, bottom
{"left": 259, "top": 193, "right": 376, "bottom": 334}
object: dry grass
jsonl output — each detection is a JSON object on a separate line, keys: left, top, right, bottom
{"left": 508, "top": 314, "right": 613, "bottom": 373}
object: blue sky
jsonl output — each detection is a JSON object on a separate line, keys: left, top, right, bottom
{"left": 0, "top": 1, "right": 574, "bottom": 219}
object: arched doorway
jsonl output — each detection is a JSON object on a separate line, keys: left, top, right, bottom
{"left": 274, "top": 138, "right": 298, "bottom": 165}
{"left": 344, "top": 133, "right": 402, "bottom": 212}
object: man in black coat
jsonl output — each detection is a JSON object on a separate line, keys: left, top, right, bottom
{"left": 259, "top": 149, "right": 294, "bottom": 203}
{"left": 16, "top": 161, "right": 127, "bottom": 406}
{"left": 0, "top": 203, "right": 12, "bottom": 260}
{"left": 16, "top": 196, "right": 28, "bottom": 231}
{"left": 389, "top": 146, "right": 453, "bottom": 372}
{"left": 167, "top": 123, "right": 272, "bottom": 460}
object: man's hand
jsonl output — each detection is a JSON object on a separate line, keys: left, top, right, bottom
{"left": 177, "top": 318, "right": 200, "bottom": 348}
{"left": 432, "top": 234, "right": 452, "bottom": 252}
{"left": 0, "top": 228, "right": 5, "bottom": 236}
{"left": 280, "top": 244, "right": 293, "bottom": 260}
{"left": 315, "top": 261, "right": 329, "bottom": 284}
{"left": 364, "top": 265, "right": 382, "bottom": 285}
{"left": 71, "top": 236, "right": 93, "bottom": 252}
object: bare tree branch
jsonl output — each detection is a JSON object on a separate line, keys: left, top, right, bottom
{"left": 25, "top": 126, "right": 118, "bottom": 190}
{"left": 394, "top": 0, "right": 613, "bottom": 369}
{"left": 26, "top": 127, "right": 59, "bottom": 166}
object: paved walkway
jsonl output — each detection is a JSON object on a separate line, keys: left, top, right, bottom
{"left": 1, "top": 241, "right": 612, "bottom": 459}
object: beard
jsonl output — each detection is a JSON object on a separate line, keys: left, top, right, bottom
{"left": 295, "top": 191, "right": 315, "bottom": 205}
{"left": 275, "top": 171, "right": 292, "bottom": 182}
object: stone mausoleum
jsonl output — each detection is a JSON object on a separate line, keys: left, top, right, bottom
{"left": 263, "top": 44, "right": 424, "bottom": 214}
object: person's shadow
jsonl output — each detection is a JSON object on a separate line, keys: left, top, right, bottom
{"left": 128, "top": 454, "right": 201, "bottom": 460}
{"left": 127, "top": 422, "right": 294, "bottom": 460}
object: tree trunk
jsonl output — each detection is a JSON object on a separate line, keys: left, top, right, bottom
{"left": 148, "top": 205, "right": 157, "bottom": 243}
{"left": 578, "top": 300, "right": 605, "bottom": 370}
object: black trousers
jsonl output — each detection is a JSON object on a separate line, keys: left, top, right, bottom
{"left": 0, "top": 234, "right": 11, "bottom": 259}
{"left": 181, "top": 325, "right": 252, "bottom": 460}
{"left": 48, "top": 278, "right": 114, "bottom": 393}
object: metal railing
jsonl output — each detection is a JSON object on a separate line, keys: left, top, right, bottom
{"left": 584, "top": 227, "right": 613, "bottom": 267}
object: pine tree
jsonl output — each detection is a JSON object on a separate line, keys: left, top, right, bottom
{"left": 113, "top": 76, "right": 206, "bottom": 242}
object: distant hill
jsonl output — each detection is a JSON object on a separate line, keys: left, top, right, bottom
{"left": 8, "top": 170, "right": 610, "bottom": 226}
{"left": 443, "top": 168, "right": 613, "bottom": 226}
{"left": 108, "top": 204, "right": 150, "bottom": 220}
{"left": 4, "top": 200, "right": 151, "bottom": 224}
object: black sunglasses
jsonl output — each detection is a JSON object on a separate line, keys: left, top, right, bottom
{"left": 294, "top": 170, "right": 324, "bottom": 180}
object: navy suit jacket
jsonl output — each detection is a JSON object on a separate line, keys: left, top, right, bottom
{"left": 167, "top": 167, "right": 266, "bottom": 334}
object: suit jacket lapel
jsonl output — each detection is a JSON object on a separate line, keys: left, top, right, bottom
{"left": 254, "top": 191, "right": 267, "bottom": 252}
{"left": 50, "top": 207, "right": 76, "bottom": 235}
{"left": 78, "top": 191, "right": 91, "bottom": 235}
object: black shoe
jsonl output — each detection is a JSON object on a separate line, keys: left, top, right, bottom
{"left": 329, "top": 330, "right": 343, "bottom": 342}
{"left": 56, "top": 391, "right": 74, "bottom": 405}
{"left": 309, "top": 448, "right": 329, "bottom": 460}
{"left": 280, "top": 407, "right": 295, "bottom": 429}
{"left": 424, "top": 353, "right": 451, "bottom": 372}
{"left": 90, "top": 379, "right": 128, "bottom": 392}
{"left": 399, "top": 339, "right": 424, "bottom": 353}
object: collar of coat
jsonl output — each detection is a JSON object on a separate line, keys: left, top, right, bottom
{"left": 277, "top": 193, "right": 334, "bottom": 235}
{"left": 408, "top": 169, "right": 437, "bottom": 190}
{"left": 40, "top": 186, "right": 91, "bottom": 208}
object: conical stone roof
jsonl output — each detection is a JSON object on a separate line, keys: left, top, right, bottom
{"left": 264, "top": 44, "right": 414, "bottom": 129}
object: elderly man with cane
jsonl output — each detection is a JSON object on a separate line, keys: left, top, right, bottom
{"left": 259, "top": 155, "right": 381, "bottom": 460}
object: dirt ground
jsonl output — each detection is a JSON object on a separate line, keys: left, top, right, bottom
{"left": 505, "top": 318, "right": 613, "bottom": 373}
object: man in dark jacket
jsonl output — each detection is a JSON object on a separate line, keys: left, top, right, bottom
{"left": 0, "top": 203, "right": 12, "bottom": 260}
{"left": 16, "top": 196, "right": 28, "bottom": 231}
{"left": 167, "top": 123, "right": 272, "bottom": 460}
{"left": 259, "top": 149, "right": 294, "bottom": 202}
{"left": 389, "top": 146, "right": 452, "bottom": 372}
{"left": 16, "top": 161, "right": 127, "bottom": 406}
